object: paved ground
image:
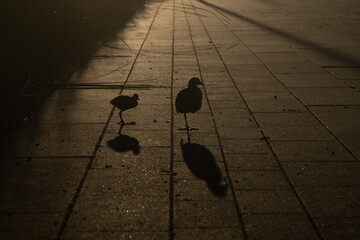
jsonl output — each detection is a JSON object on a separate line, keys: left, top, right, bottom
{"left": 1, "top": 0, "right": 360, "bottom": 239}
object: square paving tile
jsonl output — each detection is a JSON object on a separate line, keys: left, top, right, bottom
{"left": 243, "top": 213, "right": 319, "bottom": 240}
{"left": 292, "top": 88, "right": 360, "bottom": 105}
{"left": 235, "top": 189, "right": 303, "bottom": 213}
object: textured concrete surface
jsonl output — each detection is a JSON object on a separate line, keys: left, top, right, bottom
{"left": 1, "top": 0, "right": 360, "bottom": 239}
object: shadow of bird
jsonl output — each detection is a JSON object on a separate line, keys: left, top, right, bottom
{"left": 110, "top": 94, "right": 139, "bottom": 125}
{"left": 181, "top": 139, "right": 227, "bottom": 197}
{"left": 175, "top": 78, "right": 203, "bottom": 133}
{"left": 107, "top": 125, "right": 140, "bottom": 155}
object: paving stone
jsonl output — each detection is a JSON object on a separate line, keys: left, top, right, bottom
{"left": 28, "top": 99, "right": 112, "bottom": 124}
{"left": 67, "top": 57, "right": 133, "bottom": 84}
{"left": 326, "top": 67, "right": 360, "bottom": 80}
{"left": 93, "top": 146, "right": 170, "bottom": 169}
{"left": 47, "top": 89, "right": 121, "bottom": 101}
{"left": 207, "top": 93, "right": 241, "bottom": 100}
{"left": 226, "top": 64, "right": 269, "bottom": 73}
{"left": 62, "top": 231, "right": 168, "bottom": 240}
{"left": 217, "top": 127, "right": 262, "bottom": 140}
{"left": 235, "top": 189, "right": 303, "bottom": 213}
{"left": 270, "top": 141, "right": 355, "bottom": 162}
{"left": 309, "top": 106, "right": 360, "bottom": 130}
{"left": 291, "top": 88, "right": 360, "bottom": 105}
{"left": 0, "top": 157, "right": 87, "bottom": 212}
{"left": 212, "top": 108, "right": 251, "bottom": 118}
{"left": 108, "top": 103, "right": 171, "bottom": 131}
{"left": 262, "top": 125, "right": 334, "bottom": 141}
{"left": 174, "top": 228, "right": 244, "bottom": 240}
{"left": 229, "top": 171, "right": 290, "bottom": 190}
{"left": 314, "top": 217, "right": 360, "bottom": 240}
{"left": 205, "top": 87, "right": 239, "bottom": 94}
{"left": 103, "top": 128, "right": 170, "bottom": 148}
{"left": 225, "top": 153, "right": 278, "bottom": 171}
{"left": 296, "top": 186, "right": 360, "bottom": 217}
{"left": 174, "top": 179, "right": 232, "bottom": 201}
{"left": 231, "top": 75, "right": 279, "bottom": 85}
{"left": 234, "top": 83, "right": 288, "bottom": 92}
{"left": 0, "top": 212, "right": 64, "bottom": 240}
{"left": 241, "top": 92, "right": 295, "bottom": 101}
{"left": 282, "top": 162, "right": 360, "bottom": 186}
{"left": 249, "top": 45, "right": 297, "bottom": 53}
{"left": 0, "top": 123, "right": 104, "bottom": 157}
{"left": 174, "top": 113, "right": 215, "bottom": 132}
{"left": 216, "top": 116, "right": 257, "bottom": 129}
{"left": 174, "top": 144, "right": 223, "bottom": 162}
{"left": 222, "top": 140, "right": 270, "bottom": 154}
{"left": 255, "top": 53, "right": 309, "bottom": 62}
{"left": 344, "top": 79, "right": 360, "bottom": 89}
{"left": 268, "top": 61, "right": 327, "bottom": 74}
{"left": 243, "top": 213, "right": 319, "bottom": 240}
{"left": 246, "top": 99, "right": 307, "bottom": 112}
{"left": 66, "top": 195, "right": 168, "bottom": 232}
{"left": 209, "top": 99, "right": 247, "bottom": 109}
{"left": 174, "top": 200, "right": 239, "bottom": 228}
{"left": 254, "top": 112, "right": 321, "bottom": 126}
{"left": 276, "top": 73, "right": 348, "bottom": 88}
{"left": 174, "top": 161, "right": 227, "bottom": 180}
{"left": 81, "top": 168, "right": 169, "bottom": 196}
{"left": 307, "top": 106, "right": 360, "bottom": 158}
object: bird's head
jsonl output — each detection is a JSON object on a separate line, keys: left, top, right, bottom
{"left": 132, "top": 94, "right": 139, "bottom": 100}
{"left": 188, "top": 77, "right": 203, "bottom": 88}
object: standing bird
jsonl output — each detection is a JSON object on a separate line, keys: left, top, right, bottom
{"left": 110, "top": 94, "right": 139, "bottom": 125}
{"left": 175, "top": 77, "right": 203, "bottom": 132}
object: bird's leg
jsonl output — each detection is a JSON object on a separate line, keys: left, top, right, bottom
{"left": 178, "top": 114, "right": 199, "bottom": 131}
{"left": 184, "top": 113, "right": 191, "bottom": 143}
{"left": 184, "top": 114, "right": 198, "bottom": 131}
{"left": 118, "top": 111, "right": 125, "bottom": 125}
{"left": 118, "top": 124, "right": 124, "bottom": 135}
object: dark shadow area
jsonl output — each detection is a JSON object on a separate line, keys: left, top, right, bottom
{"left": 181, "top": 139, "right": 228, "bottom": 197}
{"left": 107, "top": 124, "right": 140, "bottom": 155}
{"left": 0, "top": 0, "right": 147, "bottom": 141}
{"left": 198, "top": 0, "right": 360, "bottom": 66}
{"left": 176, "top": 77, "right": 203, "bottom": 136}
{"left": 111, "top": 94, "right": 139, "bottom": 125}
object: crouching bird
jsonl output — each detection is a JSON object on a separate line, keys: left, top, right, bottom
{"left": 110, "top": 94, "right": 139, "bottom": 125}
{"left": 175, "top": 77, "right": 203, "bottom": 131}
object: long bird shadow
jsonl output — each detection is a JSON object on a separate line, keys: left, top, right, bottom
{"left": 107, "top": 124, "right": 140, "bottom": 155}
{"left": 181, "top": 139, "right": 228, "bottom": 197}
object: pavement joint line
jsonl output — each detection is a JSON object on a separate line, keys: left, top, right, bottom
{"left": 323, "top": 66, "right": 360, "bottom": 68}
{"left": 183, "top": 1, "right": 248, "bottom": 239}
{"left": 169, "top": 0, "right": 176, "bottom": 238}
{"left": 190, "top": 0, "right": 325, "bottom": 239}
{"left": 55, "top": 2, "right": 163, "bottom": 239}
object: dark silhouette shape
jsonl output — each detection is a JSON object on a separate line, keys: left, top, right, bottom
{"left": 175, "top": 78, "right": 203, "bottom": 135}
{"left": 107, "top": 125, "right": 140, "bottom": 155}
{"left": 111, "top": 94, "right": 139, "bottom": 125}
{"left": 181, "top": 139, "right": 227, "bottom": 197}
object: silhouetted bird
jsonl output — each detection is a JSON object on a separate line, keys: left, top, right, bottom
{"left": 111, "top": 94, "right": 139, "bottom": 125}
{"left": 175, "top": 78, "right": 203, "bottom": 131}
{"left": 181, "top": 139, "right": 227, "bottom": 197}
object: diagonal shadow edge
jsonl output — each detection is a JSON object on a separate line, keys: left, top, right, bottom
{"left": 198, "top": 0, "right": 360, "bottom": 67}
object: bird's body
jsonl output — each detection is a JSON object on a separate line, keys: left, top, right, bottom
{"left": 110, "top": 94, "right": 139, "bottom": 125}
{"left": 175, "top": 87, "right": 202, "bottom": 114}
{"left": 175, "top": 78, "right": 203, "bottom": 133}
